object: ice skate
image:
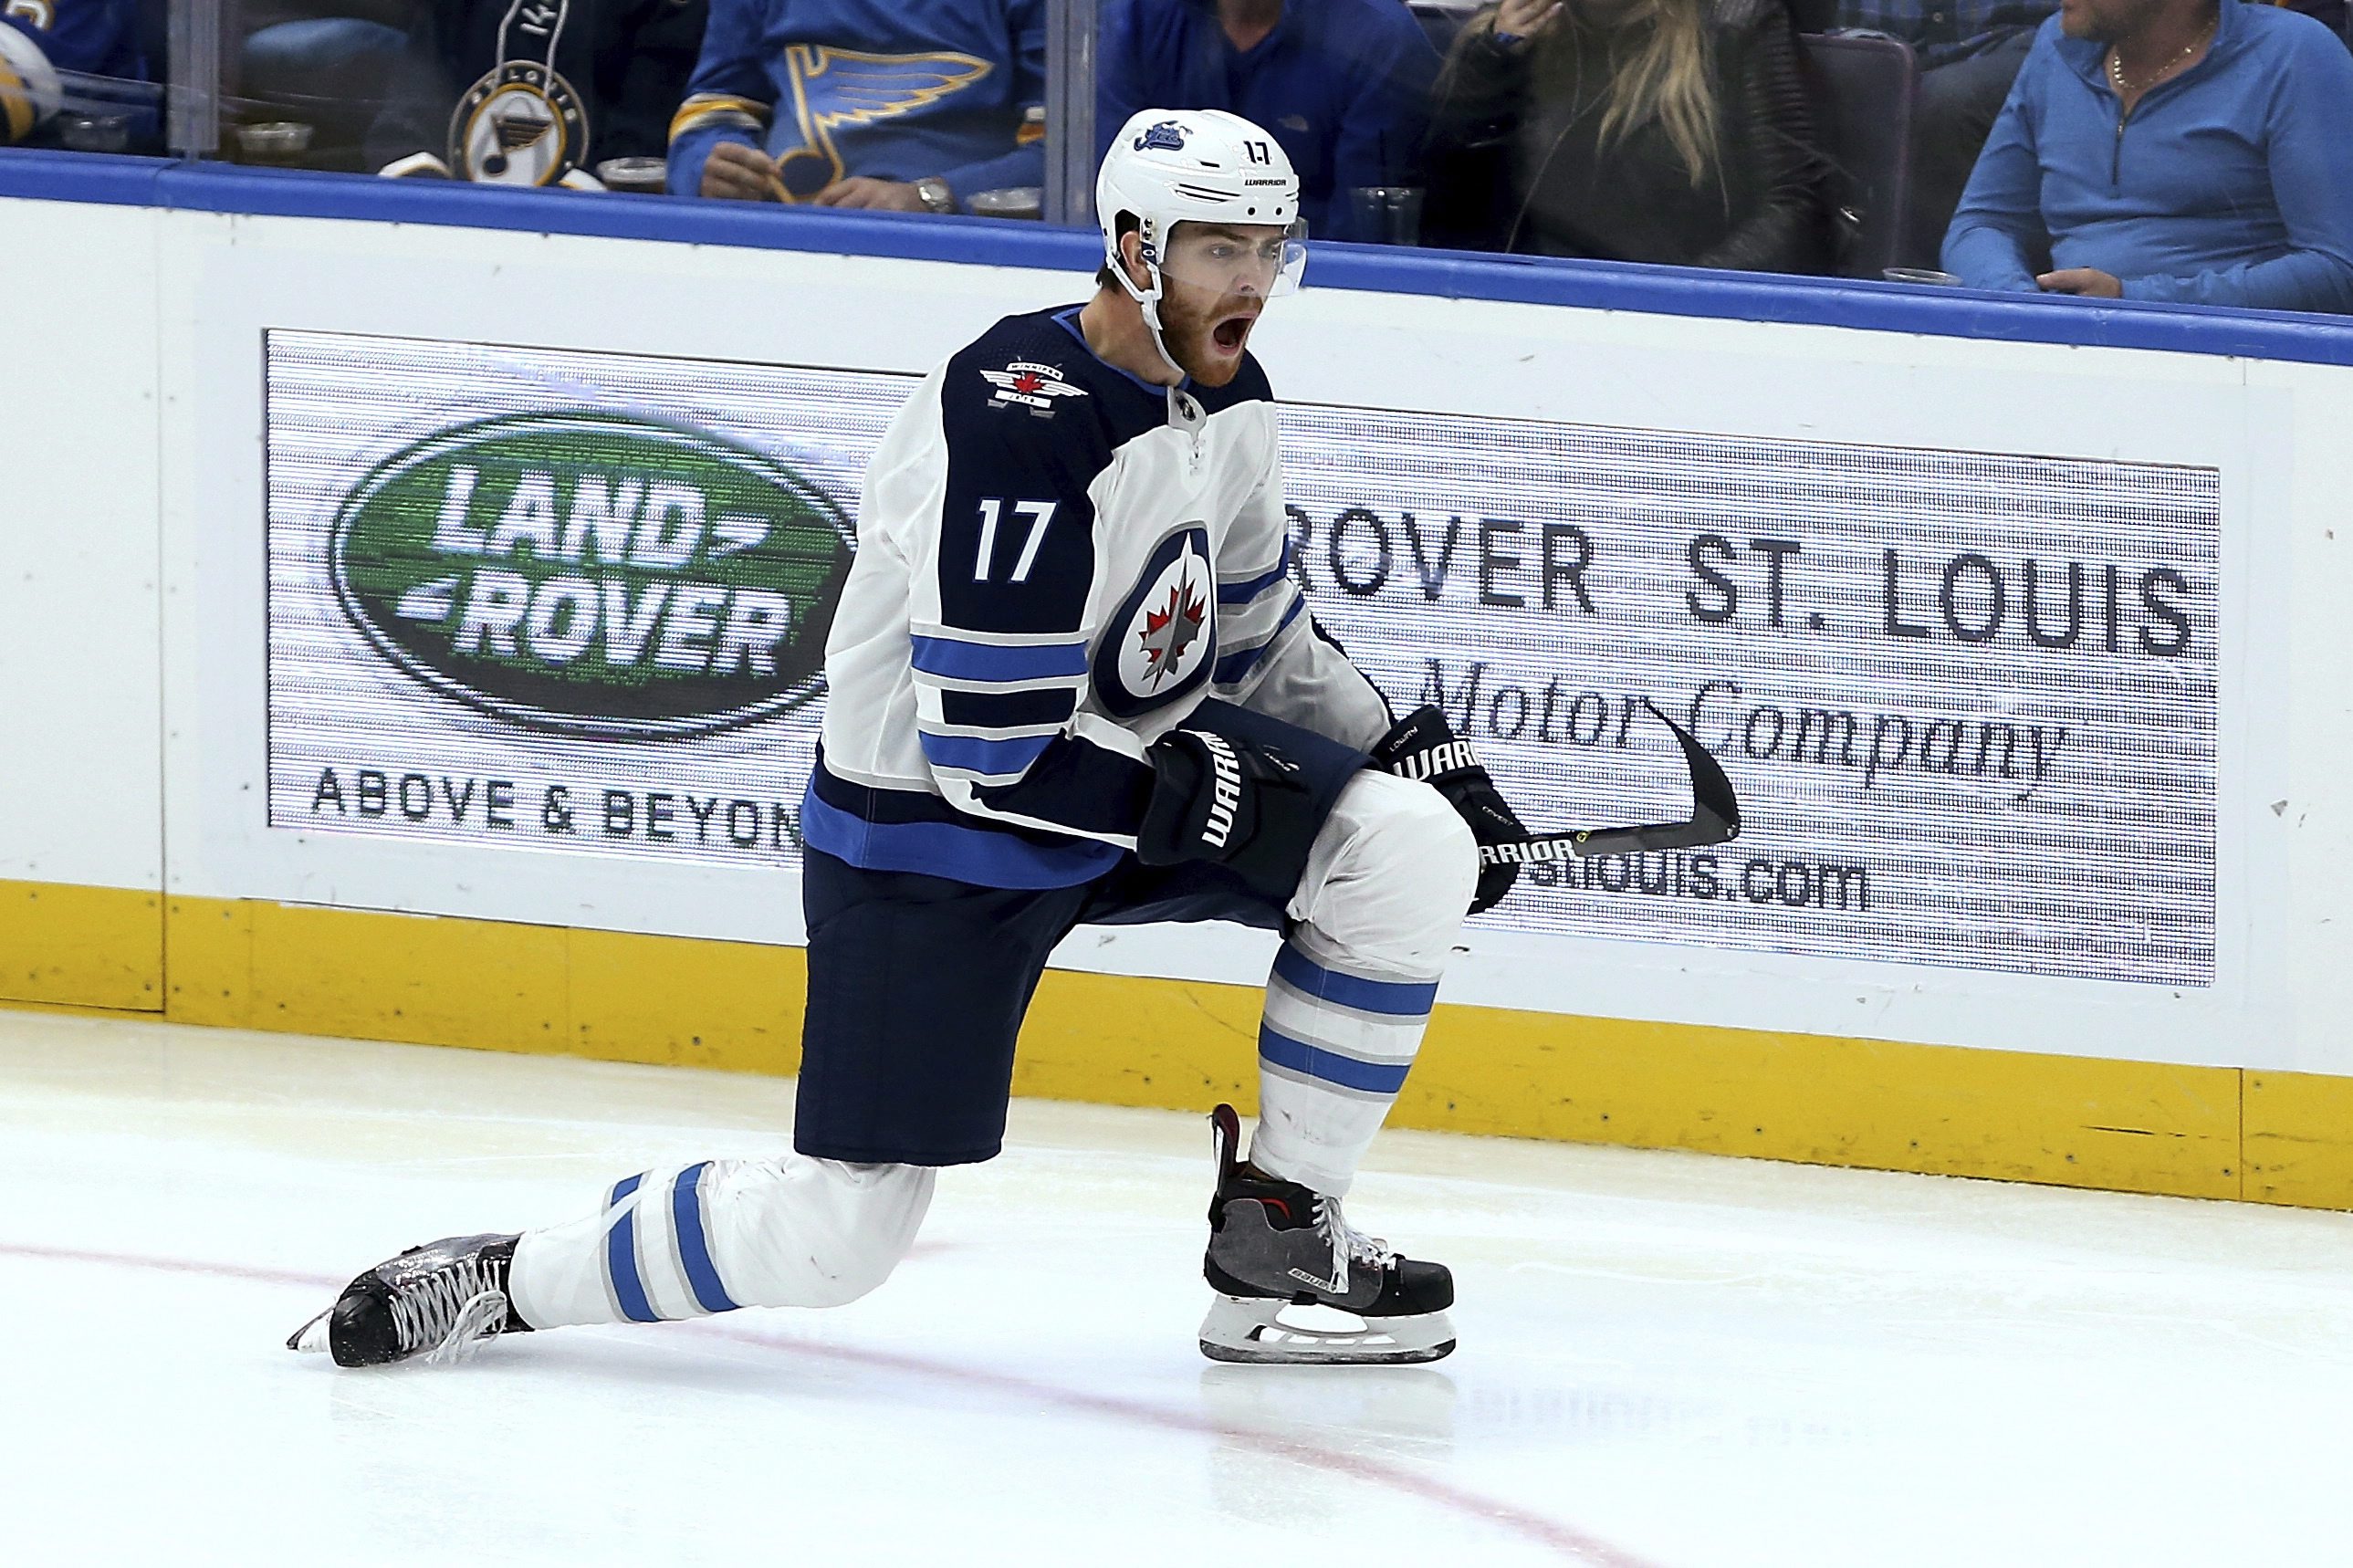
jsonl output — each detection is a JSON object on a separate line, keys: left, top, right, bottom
{"left": 287, "top": 1233, "right": 526, "bottom": 1367}
{"left": 1198, "top": 1104, "right": 1456, "bottom": 1364}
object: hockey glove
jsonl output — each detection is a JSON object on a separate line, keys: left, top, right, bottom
{"left": 1370, "top": 706, "right": 1527, "bottom": 914}
{"left": 1137, "top": 729, "right": 1323, "bottom": 902}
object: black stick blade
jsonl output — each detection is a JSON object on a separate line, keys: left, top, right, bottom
{"left": 1478, "top": 700, "right": 1744, "bottom": 866}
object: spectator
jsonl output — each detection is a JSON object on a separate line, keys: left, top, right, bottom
{"left": 1825, "top": 0, "right": 2058, "bottom": 266}
{"left": 356, "top": 0, "right": 705, "bottom": 185}
{"left": 1943, "top": 0, "right": 2353, "bottom": 312}
{"left": 2277, "top": 0, "right": 2349, "bottom": 47}
{"left": 1095, "top": 0, "right": 1441, "bottom": 242}
{"left": 1, "top": 0, "right": 157, "bottom": 150}
{"left": 238, "top": 1, "right": 418, "bottom": 174}
{"left": 1422, "top": 0, "right": 1834, "bottom": 274}
{"left": 668, "top": 0, "right": 1042, "bottom": 213}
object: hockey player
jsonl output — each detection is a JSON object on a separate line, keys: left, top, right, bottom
{"left": 288, "top": 107, "right": 1531, "bottom": 1371}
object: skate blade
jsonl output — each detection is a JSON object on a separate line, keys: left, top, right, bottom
{"left": 1198, "top": 1295, "right": 1456, "bottom": 1366}
{"left": 422, "top": 1290, "right": 509, "bottom": 1367}
{"left": 286, "top": 1308, "right": 331, "bottom": 1354}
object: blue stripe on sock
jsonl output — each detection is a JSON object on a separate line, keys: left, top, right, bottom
{"left": 671, "top": 1161, "right": 742, "bottom": 1315}
{"left": 605, "top": 1175, "right": 659, "bottom": 1323}
{"left": 609, "top": 1173, "right": 643, "bottom": 1207}
{"left": 1258, "top": 1024, "right": 1413, "bottom": 1095}
{"left": 1271, "top": 945, "right": 1438, "bottom": 1018}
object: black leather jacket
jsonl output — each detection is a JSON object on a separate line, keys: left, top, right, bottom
{"left": 1422, "top": 0, "right": 1834, "bottom": 275}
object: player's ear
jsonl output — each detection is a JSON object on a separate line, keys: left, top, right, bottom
{"left": 1119, "top": 230, "right": 1153, "bottom": 293}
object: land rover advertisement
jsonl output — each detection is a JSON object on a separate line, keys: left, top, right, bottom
{"left": 264, "top": 329, "right": 2214, "bottom": 983}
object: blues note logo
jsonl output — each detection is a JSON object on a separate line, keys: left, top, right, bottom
{"left": 770, "top": 47, "right": 992, "bottom": 200}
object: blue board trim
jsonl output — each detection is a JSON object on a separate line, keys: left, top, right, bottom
{"left": 10, "top": 149, "right": 2353, "bottom": 368}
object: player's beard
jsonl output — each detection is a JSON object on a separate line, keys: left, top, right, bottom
{"left": 1156, "top": 287, "right": 1260, "bottom": 387}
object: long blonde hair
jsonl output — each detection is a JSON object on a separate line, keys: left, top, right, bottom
{"left": 1513, "top": 0, "right": 1723, "bottom": 188}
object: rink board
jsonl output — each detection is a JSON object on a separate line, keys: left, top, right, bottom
{"left": 6, "top": 157, "right": 2353, "bottom": 1207}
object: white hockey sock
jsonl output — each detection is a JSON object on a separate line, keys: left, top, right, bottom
{"left": 507, "top": 1155, "right": 935, "bottom": 1330}
{"left": 1249, "top": 933, "right": 1438, "bottom": 1197}
{"left": 1247, "top": 768, "right": 1475, "bottom": 1198}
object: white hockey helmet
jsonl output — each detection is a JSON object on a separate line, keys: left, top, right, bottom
{"left": 1096, "top": 108, "right": 1308, "bottom": 308}
{"left": 0, "top": 24, "right": 62, "bottom": 145}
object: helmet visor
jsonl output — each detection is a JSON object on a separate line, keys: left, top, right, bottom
{"left": 1153, "top": 218, "right": 1309, "bottom": 300}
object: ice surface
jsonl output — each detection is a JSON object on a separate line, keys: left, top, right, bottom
{"left": 5, "top": 1009, "right": 2352, "bottom": 1567}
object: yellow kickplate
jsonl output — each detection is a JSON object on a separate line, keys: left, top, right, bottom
{"left": 1017, "top": 967, "right": 1265, "bottom": 1112}
{"left": 1393, "top": 1008, "right": 2243, "bottom": 1201}
{"left": 248, "top": 901, "right": 570, "bottom": 1053}
{"left": 164, "top": 894, "right": 804, "bottom": 1075}
{"left": 2244, "top": 1071, "right": 2353, "bottom": 1210}
{"left": 0, "top": 878, "right": 162, "bottom": 1012}
{"left": 570, "top": 927, "right": 804, "bottom": 1075}
{"left": 166, "top": 896, "right": 254, "bottom": 1028}
{"left": 1021, "top": 971, "right": 2241, "bottom": 1201}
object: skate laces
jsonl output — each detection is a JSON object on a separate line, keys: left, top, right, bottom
{"left": 1312, "top": 1195, "right": 1394, "bottom": 1271}
{"left": 388, "top": 1255, "right": 504, "bottom": 1356}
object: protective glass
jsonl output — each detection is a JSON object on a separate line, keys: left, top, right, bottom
{"left": 1154, "top": 219, "right": 1310, "bottom": 299}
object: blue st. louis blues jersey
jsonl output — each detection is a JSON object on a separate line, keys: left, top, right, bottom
{"left": 665, "top": 0, "right": 1042, "bottom": 204}
{"left": 2, "top": 0, "right": 144, "bottom": 82}
{"left": 804, "top": 304, "right": 1394, "bottom": 890}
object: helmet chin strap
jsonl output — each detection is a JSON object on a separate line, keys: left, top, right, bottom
{"left": 1137, "top": 288, "right": 1189, "bottom": 385}
{"left": 1115, "top": 226, "right": 1189, "bottom": 384}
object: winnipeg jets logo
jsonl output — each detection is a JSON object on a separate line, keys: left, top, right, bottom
{"left": 982, "top": 361, "right": 1089, "bottom": 417}
{"left": 1136, "top": 575, "right": 1206, "bottom": 687}
{"left": 1097, "top": 528, "right": 1217, "bottom": 717}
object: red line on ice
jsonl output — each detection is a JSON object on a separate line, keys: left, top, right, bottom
{"left": 0, "top": 1239, "right": 335, "bottom": 1291}
{"left": 0, "top": 1239, "right": 1666, "bottom": 1568}
{"left": 694, "top": 1318, "right": 1668, "bottom": 1568}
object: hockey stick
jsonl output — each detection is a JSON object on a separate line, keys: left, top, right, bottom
{"left": 1478, "top": 700, "right": 1742, "bottom": 866}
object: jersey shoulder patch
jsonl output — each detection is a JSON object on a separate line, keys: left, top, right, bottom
{"left": 950, "top": 307, "right": 1178, "bottom": 450}
{"left": 942, "top": 312, "right": 1120, "bottom": 478}
{"left": 955, "top": 311, "right": 1096, "bottom": 413}
{"left": 954, "top": 309, "right": 1149, "bottom": 408}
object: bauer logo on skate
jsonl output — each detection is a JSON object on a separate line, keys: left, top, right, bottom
{"left": 326, "top": 412, "right": 853, "bottom": 738}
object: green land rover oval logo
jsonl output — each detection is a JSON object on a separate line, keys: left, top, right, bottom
{"left": 329, "top": 412, "right": 854, "bottom": 738}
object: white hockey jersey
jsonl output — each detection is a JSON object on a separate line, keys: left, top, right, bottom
{"left": 803, "top": 303, "right": 1393, "bottom": 889}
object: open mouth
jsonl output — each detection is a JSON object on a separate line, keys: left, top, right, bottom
{"left": 1211, "top": 313, "right": 1257, "bottom": 354}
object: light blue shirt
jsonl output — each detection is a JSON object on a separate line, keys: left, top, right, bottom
{"left": 1943, "top": 1, "right": 2353, "bottom": 313}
